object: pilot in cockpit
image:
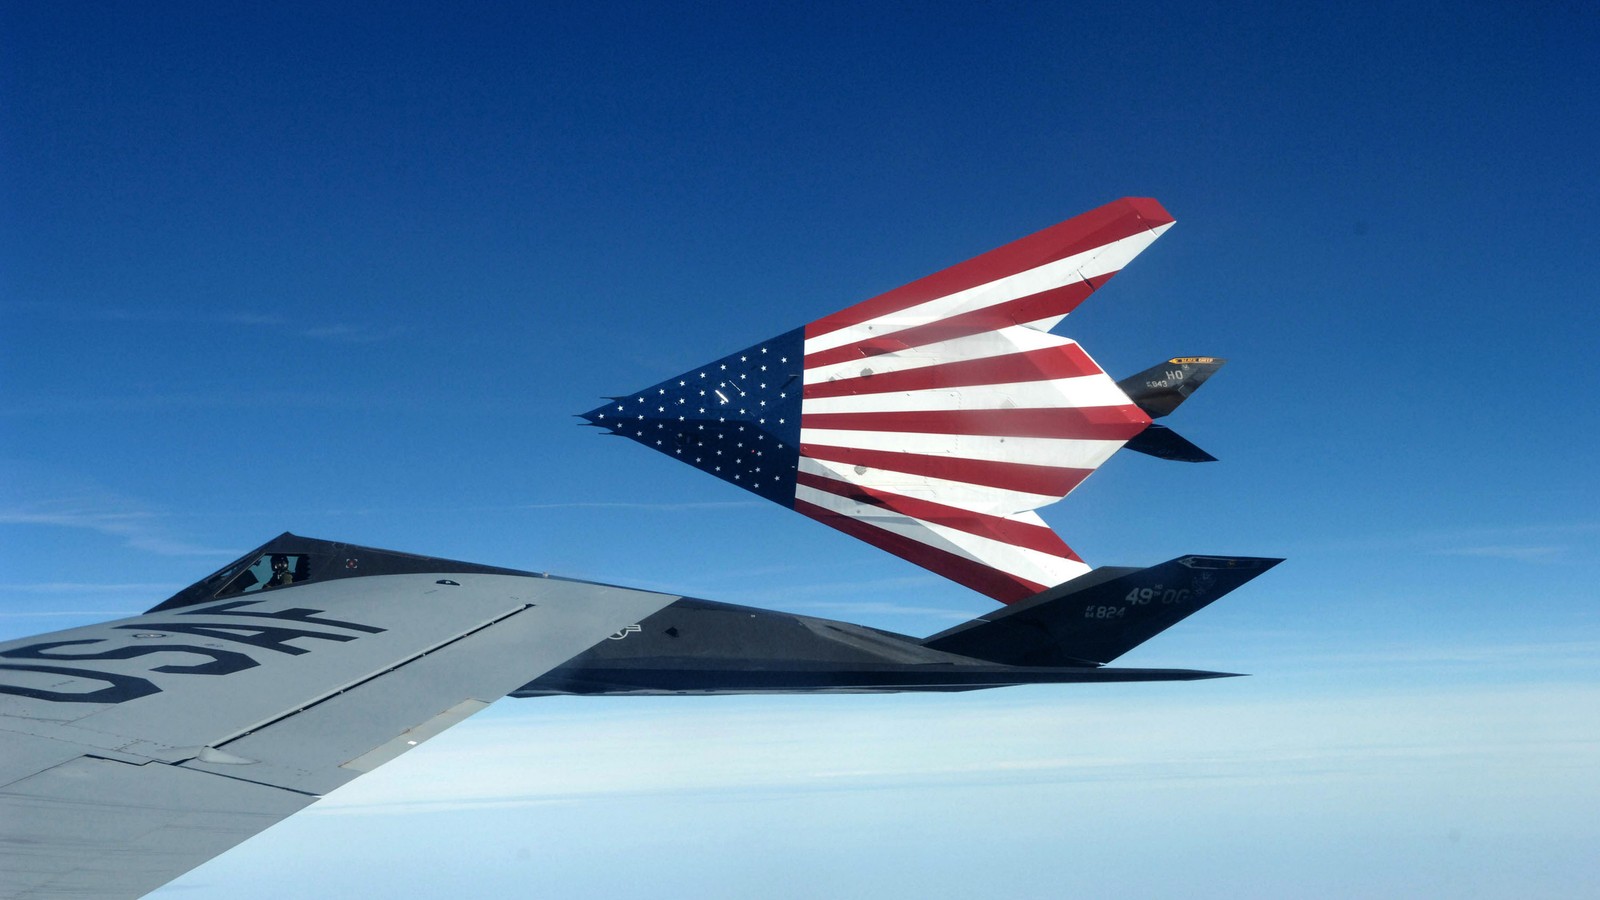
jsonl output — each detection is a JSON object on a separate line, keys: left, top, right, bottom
{"left": 264, "top": 554, "right": 295, "bottom": 589}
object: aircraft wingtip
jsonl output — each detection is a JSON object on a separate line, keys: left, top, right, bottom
{"left": 576, "top": 400, "right": 619, "bottom": 428}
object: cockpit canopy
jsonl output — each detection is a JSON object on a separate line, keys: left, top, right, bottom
{"left": 145, "top": 532, "right": 534, "bottom": 613}
{"left": 216, "top": 553, "right": 312, "bottom": 596}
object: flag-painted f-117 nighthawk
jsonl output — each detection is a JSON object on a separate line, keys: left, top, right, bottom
{"left": 1, "top": 198, "right": 1277, "bottom": 899}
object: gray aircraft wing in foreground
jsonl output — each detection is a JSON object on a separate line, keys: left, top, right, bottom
{"left": 0, "top": 544, "right": 677, "bottom": 899}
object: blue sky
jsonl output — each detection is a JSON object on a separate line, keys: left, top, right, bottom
{"left": 3, "top": 2, "right": 1597, "bottom": 897}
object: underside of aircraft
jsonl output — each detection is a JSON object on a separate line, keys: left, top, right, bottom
{"left": 1, "top": 197, "right": 1279, "bottom": 899}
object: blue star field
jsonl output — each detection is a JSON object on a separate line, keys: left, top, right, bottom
{"left": 580, "top": 327, "right": 806, "bottom": 506}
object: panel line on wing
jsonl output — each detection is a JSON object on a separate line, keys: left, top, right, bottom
{"left": 797, "top": 443, "right": 1095, "bottom": 497}
{"left": 803, "top": 326, "right": 1073, "bottom": 386}
{"left": 797, "top": 456, "right": 1059, "bottom": 517}
{"left": 803, "top": 343, "right": 1103, "bottom": 399}
{"left": 207, "top": 603, "right": 534, "bottom": 752}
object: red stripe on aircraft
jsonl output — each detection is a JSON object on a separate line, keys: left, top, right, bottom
{"left": 802, "top": 280, "right": 1099, "bottom": 370}
{"left": 798, "top": 443, "right": 1094, "bottom": 498}
{"left": 801, "top": 405, "right": 1150, "bottom": 440}
{"left": 805, "top": 198, "right": 1172, "bottom": 341}
{"left": 795, "top": 470, "right": 1081, "bottom": 560}
{"left": 794, "top": 498, "right": 1047, "bottom": 604}
{"left": 803, "top": 344, "right": 1102, "bottom": 400}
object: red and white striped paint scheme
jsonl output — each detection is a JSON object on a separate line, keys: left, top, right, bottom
{"left": 794, "top": 198, "right": 1175, "bottom": 603}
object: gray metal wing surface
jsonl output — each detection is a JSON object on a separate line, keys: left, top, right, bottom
{"left": 0, "top": 536, "right": 677, "bottom": 899}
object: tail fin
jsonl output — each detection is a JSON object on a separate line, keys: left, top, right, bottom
{"left": 1116, "top": 357, "right": 1225, "bottom": 462}
{"left": 582, "top": 198, "right": 1175, "bottom": 604}
{"left": 1122, "top": 423, "right": 1216, "bottom": 463}
{"left": 1117, "top": 357, "right": 1226, "bottom": 419}
{"left": 921, "top": 555, "right": 1281, "bottom": 666}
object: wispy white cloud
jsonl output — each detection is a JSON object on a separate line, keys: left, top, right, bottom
{"left": 66, "top": 308, "right": 282, "bottom": 325}
{"left": 53, "top": 307, "right": 407, "bottom": 344}
{"left": 0, "top": 506, "right": 225, "bottom": 556}
{"left": 1316, "top": 521, "right": 1600, "bottom": 563}
{"left": 1277, "top": 638, "right": 1600, "bottom": 668}
{"left": 0, "top": 581, "right": 177, "bottom": 594}
{"left": 515, "top": 500, "right": 760, "bottom": 511}
{"left": 0, "top": 467, "right": 231, "bottom": 558}
{"left": 786, "top": 600, "right": 969, "bottom": 620}
{"left": 1434, "top": 544, "right": 1565, "bottom": 562}
{"left": 315, "top": 679, "right": 1600, "bottom": 819}
{"left": 0, "top": 389, "right": 389, "bottom": 416}
{"left": 0, "top": 581, "right": 177, "bottom": 621}
{"left": 0, "top": 608, "right": 145, "bottom": 619}
{"left": 301, "top": 323, "right": 408, "bottom": 344}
